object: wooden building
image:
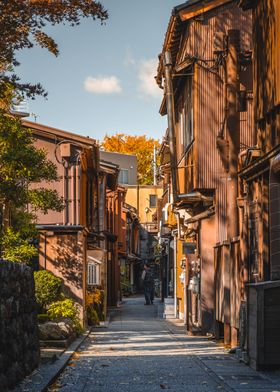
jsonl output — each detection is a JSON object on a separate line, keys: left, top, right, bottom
{"left": 238, "top": 0, "right": 280, "bottom": 369}
{"left": 23, "top": 120, "right": 103, "bottom": 324}
{"left": 24, "top": 121, "right": 130, "bottom": 322}
{"left": 157, "top": 0, "right": 253, "bottom": 337}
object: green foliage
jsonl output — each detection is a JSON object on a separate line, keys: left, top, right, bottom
{"left": 86, "top": 306, "right": 100, "bottom": 326}
{"left": 0, "top": 108, "right": 64, "bottom": 263}
{"left": 1, "top": 227, "right": 38, "bottom": 263}
{"left": 29, "top": 189, "right": 64, "bottom": 214}
{"left": 0, "top": 112, "right": 63, "bottom": 210}
{"left": 47, "top": 299, "right": 82, "bottom": 333}
{"left": 11, "top": 210, "right": 37, "bottom": 239}
{"left": 34, "top": 270, "right": 62, "bottom": 310}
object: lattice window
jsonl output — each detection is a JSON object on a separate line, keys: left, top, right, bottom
{"left": 87, "top": 262, "right": 100, "bottom": 286}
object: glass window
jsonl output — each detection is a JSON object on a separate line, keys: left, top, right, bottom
{"left": 149, "top": 194, "right": 157, "bottom": 208}
{"left": 87, "top": 262, "right": 100, "bottom": 286}
{"left": 119, "top": 169, "right": 129, "bottom": 184}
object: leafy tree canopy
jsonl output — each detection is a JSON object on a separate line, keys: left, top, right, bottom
{"left": 0, "top": 109, "right": 63, "bottom": 212}
{"left": 0, "top": 0, "right": 108, "bottom": 99}
{"left": 0, "top": 102, "right": 64, "bottom": 263}
{"left": 102, "top": 133, "right": 160, "bottom": 185}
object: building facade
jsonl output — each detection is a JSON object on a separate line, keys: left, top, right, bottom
{"left": 238, "top": 0, "right": 280, "bottom": 369}
{"left": 23, "top": 120, "right": 133, "bottom": 323}
{"left": 156, "top": 0, "right": 253, "bottom": 340}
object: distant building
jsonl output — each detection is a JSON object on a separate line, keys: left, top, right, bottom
{"left": 100, "top": 151, "right": 137, "bottom": 185}
{"left": 125, "top": 185, "right": 163, "bottom": 291}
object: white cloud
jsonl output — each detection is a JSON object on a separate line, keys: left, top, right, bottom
{"left": 124, "top": 49, "right": 136, "bottom": 67}
{"left": 138, "top": 58, "right": 161, "bottom": 99}
{"left": 84, "top": 75, "right": 122, "bottom": 94}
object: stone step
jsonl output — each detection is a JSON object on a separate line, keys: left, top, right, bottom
{"left": 164, "top": 305, "right": 175, "bottom": 311}
{"left": 163, "top": 314, "right": 176, "bottom": 319}
{"left": 164, "top": 298, "right": 174, "bottom": 304}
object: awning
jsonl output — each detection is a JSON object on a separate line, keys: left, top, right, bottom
{"left": 176, "top": 191, "right": 213, "bottom": 208}
{"left": 127, "top": 254, "right": 141, "bottom": 261}
{"left": 185, "top": 207, "right": 215, "bottom": 224}
{"left": 88, "top": 256, "right": 102, "bottom": 265}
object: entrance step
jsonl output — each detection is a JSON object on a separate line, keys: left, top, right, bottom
{"left": 163, "top": 298, "right": 175, "bottom": 319}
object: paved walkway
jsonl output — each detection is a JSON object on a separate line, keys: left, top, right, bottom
{"left": 47, "top": 297, "right": 280, "bottom": 392}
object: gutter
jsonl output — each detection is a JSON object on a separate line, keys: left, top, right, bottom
{"left": 164, "top": 51, "right": 179, "bottom": 203}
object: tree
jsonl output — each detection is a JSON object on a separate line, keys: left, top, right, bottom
{"left": 0, "top": 102, "right": 64, "bottom": 263}
{"left": 0, "top": 1, "right": 108, "bottom": 262}
{"left": 102, "top": 134, "right": 160, "bottom": 185}
{"left": 0, "top": 0, "right": 108, "bottom": 99}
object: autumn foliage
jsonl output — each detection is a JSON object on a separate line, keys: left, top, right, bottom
{"left": 102, "top": 134, "right": 160, "bottom": 185}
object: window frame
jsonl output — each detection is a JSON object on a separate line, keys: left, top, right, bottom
{"left": 119, "top": 168, "right": 129, "bottom": 184}
{"left": 149, "top": 194, "right": 157, "bottom": 208}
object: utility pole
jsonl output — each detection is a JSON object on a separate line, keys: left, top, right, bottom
{"left": 153, "top": 144, "right": 157, "bottom": 186}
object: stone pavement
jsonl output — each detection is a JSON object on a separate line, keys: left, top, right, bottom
{"left": 46, "top": 296, "right": 280, "bottom": 392}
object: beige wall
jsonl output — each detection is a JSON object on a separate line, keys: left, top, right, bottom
{"left": 125, "top": 186, "right": 163, "bottom": 223}
{"left": 39, "top": 231, "right": 85, "bottom": 320}
{"left": 100, "top": 151, "right": 137, "bottom": 185}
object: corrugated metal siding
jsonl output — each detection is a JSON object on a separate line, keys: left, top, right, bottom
{"left": 177, "top": 3, "right": 253, "bottom": 244}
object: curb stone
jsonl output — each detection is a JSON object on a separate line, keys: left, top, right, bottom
{"left": 13, "top": 329, "right": 92, "bottom": 392}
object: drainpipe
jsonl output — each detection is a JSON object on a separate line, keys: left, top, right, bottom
{"left": 76, "top": 165, "right": 81, "bottom": 225}
{"left": 153, "top": 144, "right": 157, "bottom": 186}
{"left": 225, "top": 29, "right": 240, "bottom": 347}
{"left": 174, "top": 234, "right": 177, "bottom": 318}
{"left": 63, "top": 166, "right": 69, "bottom": 225}
{"left": 164, "top": 51, "right": 178, "bottom": 204}
{"left": 226, "top": 29, "right": 240, "bottom": 240}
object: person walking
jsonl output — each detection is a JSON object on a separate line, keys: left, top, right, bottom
{"left": 141, "top": 262, "right": 155, "bottom": 305}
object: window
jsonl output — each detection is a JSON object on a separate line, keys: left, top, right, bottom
{"left": 119, "top": 169, "right": 129, "bottom": 184}
{"left": 87, "top": 258, "right": 101, "bottom": 285}
{"left": 149, "top": 194, "right": 157, "bottom": 208}
{"left": 179, "top": 76, "right": 194, "bottom": 152}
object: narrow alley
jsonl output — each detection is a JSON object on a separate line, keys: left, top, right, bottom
{"left": 47, "top": 298, "right": 280, "bottom": 392}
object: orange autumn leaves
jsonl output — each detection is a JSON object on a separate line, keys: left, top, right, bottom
{"left": 102, "top": 134, "right": 160, "bottom": 185}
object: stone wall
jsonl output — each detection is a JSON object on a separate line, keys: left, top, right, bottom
{"left": 0, "top": 261, "right": 40, "bottom": 391}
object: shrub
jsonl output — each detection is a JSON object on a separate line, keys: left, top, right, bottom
{"left": 34, "top": 270, "right": 62, "bottom": 310}
{"left": 47, "top": 299, "right": 82, "bottom": 333}
{"left": 86, "top": 306, "right": 100, "bottom": 326}
{"left": 86, "top": 288, "right": 105, "bottom": 322}
{"left": 1, "top": 227, "right": 38, "bottom": 264}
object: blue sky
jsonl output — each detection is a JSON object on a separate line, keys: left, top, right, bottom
{"left": 16, "top": 0, "right": 180, "bottom": 142}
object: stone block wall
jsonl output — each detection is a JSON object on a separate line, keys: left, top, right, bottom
{"left": 0, "top": 261, "right": 40, "bottom": 391}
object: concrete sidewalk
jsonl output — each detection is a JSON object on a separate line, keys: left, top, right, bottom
{"left": 36, "top": 296, "right": 280, "bottom": 392}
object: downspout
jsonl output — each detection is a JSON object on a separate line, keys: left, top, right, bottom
{"left": 174, "top": 234, "right": 177, "bottom": 318}
{"left": 44, "top": 233, "right": 47, "bottom": 269}
{"left": 137, "top": 184, "right": 140, "bottom": 216}
{"left": 225, "top": 29, "right": 240, "bottom": 347}
{"left": 226, "top": 29, "right": 240, "bottom": 241}
{"left": 63, "top": 166, "right": 69, "bottom": 225}
{"left": 164, "top": 51, "right": 179, "bottom": 204}
{"left": 76, "top": 165, "right": 81, "bottom": 225}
